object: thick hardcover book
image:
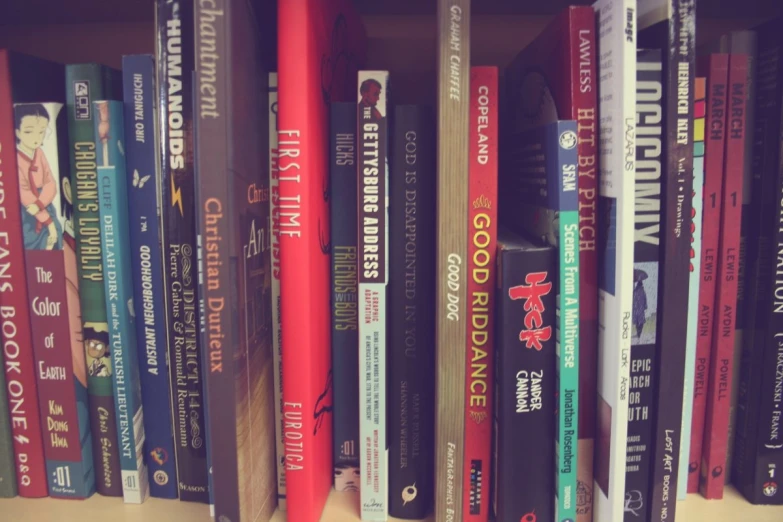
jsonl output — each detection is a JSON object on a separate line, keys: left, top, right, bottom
{"left": 493, "top": 235, "right": 556, "bottom": 522}
{"left": 687, "top": 53, "right": 729, "bottom": 493}
{"left": 0, "top": 50, "right": 55, "bottom": 498}
{"left": 638, "top": 1, "right": 696, "bottom": 518}
{"left": 16, "top": 101, "right": 95, "bottom": 499}
{"left": 0, "top": 349, "right": 15, "bottom": 497}
{"left": 590, "top": 1, "right": 636, "bottom": 520}
{"left": 194, "top": 0, "right": 277, "bottom": 522}
{"left": 461, "top": 66, "right": 498, "bottom": 522}
{"left": 501, "top": 9, "right": 599, "bottom": 519}
{"left": 277, "top": 2, "right": 366, "bottom": 520}
{"left": 434, "top": 2, "right": 471, "bottom": 521}
{"left": 388, "top": 105, "right": 436, "bottom": 519}
{"left": 65, "top": 62, "right": 123, "bottom": 497}
{"left": 500, "top": 120, "right": 580, "bottom": 522}
{"left": 155, "top": 0, "right": 209, "bottom": 502}
{"left": 195, "top": 0, "right": 276, "bottom": 519}
{"left": 699, "top": 53, "right": 749, "bottom": 500}
{"left": 330, "top": 102, "right": 360, "bottom": 494}
{"left": 732, "top": 19, "right": 783, "bottom": 505}
{"left": 624, "top": 50, "right": 663, "bottom": 522}
{"left": 678, "top": 76, "right": 706, "bottom": 500}
{"left": 93, "top": 100, "right": 149, "bottom": 504}
{"left": 269, "top": 72, "right": 286, "bottom": 509}
{"left": 121, "top": 54, "right": 178, "bottom": 500}
{"left": 357, "top": 69, "right": 390, "bottom": 521}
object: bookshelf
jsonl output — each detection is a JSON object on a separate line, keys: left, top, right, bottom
{"left": 2, "top": 485, "right": 783, "bottom": 522}
{"left": 0, "top": 0, "right": 782, "bottom": 521}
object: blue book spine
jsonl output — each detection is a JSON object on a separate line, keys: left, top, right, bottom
{"left": 95, "top": 99, "right": 150, "bottom": 504}
{"left": 121, "top": 55, "right": 178, "bottom": 499}
{"left": 545, "top": 121, "right": 580, "bottom": 522}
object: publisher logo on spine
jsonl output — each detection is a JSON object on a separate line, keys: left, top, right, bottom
{"left": 73, "top": 81, "right": 91, "bottom": 120}
{"left": 559, "top": 130, "right": 577, "bottom": 150}
{"left": 153, "top": 470, "right": 169, "bottom": 486}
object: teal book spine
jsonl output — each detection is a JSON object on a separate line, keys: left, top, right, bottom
{"left": 549, "top": 121, "right": 580, "bottom": 522}
{"left": 501, "top": 120, "right": 580, "bottom": 522}
{"left": 0, "top": 351, "right": 17, "bottom": 497}
{"left": 94, "top": 100, "right": 150, "bottom": 504}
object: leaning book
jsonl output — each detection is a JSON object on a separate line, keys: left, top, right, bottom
{"left": 122, "top": 54, "right": 178, "bottom": 499}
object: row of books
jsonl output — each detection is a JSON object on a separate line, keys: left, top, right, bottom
{"left": 0, "top": 2, "right": 782, "bottom": 522}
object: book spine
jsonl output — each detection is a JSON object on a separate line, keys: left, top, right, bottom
{"left": 94, "top": 100, "right": 149, "bottom": 504}
{"left": 121, "top": 54, "right": 178, "bottom": 500}
{"left": 0, "top": 349, "right": 16, "bottom": 497}
{"left": 0, "top": 52, "right": 48, "bottom": 498}
{"left": 357, "top": 70, "right": 389, "bottom": 521}
{"left": 687, "top": 54, "right": 729, "bottom": 493}
{"left": 646, "top": 2, "right": 695, "bottom": 519}
{"left": 19, "top": 101, "right": 96, "bottom": 499}
{"left": 678, "top": 76, "right": 706, "bottom": 500}
{"left": 749, "top": 142, "right": 783, "bottom": 504}
{"left": 462, "top": 67, "right": 497, "bottom": 522}
{"left": 330, "top": 102, "right": 360, "bottom": 493}
{"left": 570, "top": 11, "right": 600, "bottom": 522}
{"left": 727, "top": 33, "right": 758, "bottom": 484}
{"left": 494, "top": 244, "right": 556, "bottom": 522}
{"left": 700, "top": 53, "right": 749, "bottom": 499}
{"left": 155, "top": 0, "right": 209, "bottom": 502}
{"left": 590, "top": 1, "right": 635, "bottom": 520}
{"left": 623, "top": 50, "right": 662, "bottom": 522}
{"left": 268, "top": 72, "right": 286, "bottom": 510}
{"left": 732, "top": 31, "right": 783, "bottom": 505}
{"left": 550, "top": 121, "right": 580, "bottom": 522}
{"left": 66, "top": 63, "right": 124, "bottom": 497}
{"left": 194, "top": 4, "right": 246, "bottom": 516}
{"left": 388, "top": 105, "right": 437, "bottom": 519}
{"left": 435, "top": 2, "right": 470, "bottom": 521}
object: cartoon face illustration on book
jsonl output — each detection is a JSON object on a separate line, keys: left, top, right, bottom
{"left": 334, "top": 460, "right": 360, "bottom": 492}
{"left": 84, "top": 323, "right": 112, "bottom": 377}
{"left": 14, "top": 103, "right": 63, "bottom": 251}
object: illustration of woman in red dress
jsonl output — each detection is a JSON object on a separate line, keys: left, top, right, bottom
{"left": 14, "top": 103, "right": 62, "bottom": 250}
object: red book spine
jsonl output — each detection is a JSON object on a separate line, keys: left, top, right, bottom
{"left": 0, "top": 51, "right": 49, "bottom": 498}
{"left": 700, "top": 53, "right": 748, "bottom": 499}
{"left": 567, "top": 11, "right": 599, "bottom": 521}
{"left": 687, "top": 53, "right": 729, "bottom": 494}
{"left": 277, "top": 2, "right": 365, "bottom": 521}
{"left": 462, "top": 66, "right": 498, "bottom": 522}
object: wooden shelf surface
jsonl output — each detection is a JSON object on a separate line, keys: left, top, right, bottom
{"left": 2, "top": 486, "right": 782, "bottom": 521}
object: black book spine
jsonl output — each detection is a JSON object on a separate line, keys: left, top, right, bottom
{"left": 624, "top": 48, "right": 663, "bottom": 522}
{"left": 388, "top": 105, "right": 437, "bottom": 519}
{"left": 331, "top": 102, "right": 360, "bottom": 483}
{"left": 156, "top": 0, "right": 209, "bottom": 502}
{"left": 638, "top": 2, "right": 695, "bottom": 519}
{"left": 733, "top": 24, "right": 783, "bottom": 505}
{"left": 494, "top": 239, "right": 556, "bottom": 522}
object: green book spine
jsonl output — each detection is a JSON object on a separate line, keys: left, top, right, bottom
{"left": 0, "top": 355, "right": 17, "bottom": 497}
{"left": 65, "top": 63, "right": 123, "bottom": 497}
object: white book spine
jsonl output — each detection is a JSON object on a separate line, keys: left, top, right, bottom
{"left": 591, "top": 0, "right": 636, "bottom": 520}
{"left": 268, "top": 72, "right": 286, "bottom": 510}
{"left": 358, "top": 70, "right": 390, "bottom": 521}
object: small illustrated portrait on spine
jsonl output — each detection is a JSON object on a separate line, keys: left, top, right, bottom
{"left": 334, "top": 460, "right": 360, "bottom": 492}
{"left": 83, "top": 322, "right": 112, "bottom": 378}
{"left": 358, "top": 78, "right": 383, "bottom": 120}
{"left": 14, "top": 103, "right": 63, "bottom": 251}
